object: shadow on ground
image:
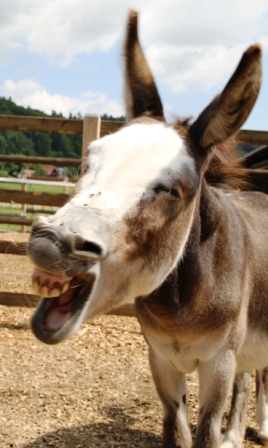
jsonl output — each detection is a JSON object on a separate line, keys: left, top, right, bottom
{"left": 0, "top": 322, "right": 29, "bottom": 330}
{"left": 23, "top": 406, "right": 161, "bottom": 448}
{"left": 21, "top": 404, "right": 262, "bottom": 448}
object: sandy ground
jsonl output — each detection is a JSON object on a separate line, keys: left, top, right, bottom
{"left": 0, "top": 233, "right": 263, "bottom": 447}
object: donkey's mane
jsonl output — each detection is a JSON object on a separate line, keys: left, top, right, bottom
{"left": 175, "top": 118, "right": 249, "bottom": 191}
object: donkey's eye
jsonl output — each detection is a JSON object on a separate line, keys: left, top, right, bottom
{"left": 153, "top": 185, "right": 165, "bottom": 194}
{"left": 153, "top": 185, "right": 180, "bottom": 199}
{"left": 169, "top": 188, "right": 180, "bottom": 198}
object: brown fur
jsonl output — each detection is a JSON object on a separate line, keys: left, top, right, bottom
{"left": 189, "top": 45, "right": 261, "bottom": 149}
{"left": 123, "top": 11, "right": 264, "bottom": 448}
{"left": 176, "top": 118, "right": 250, "bottom": 191}
{"left": 28, "top": 10, "right": 267, "bottom": 448}
{"left": 124, "top": 10, "right": 164, "bottom": 121}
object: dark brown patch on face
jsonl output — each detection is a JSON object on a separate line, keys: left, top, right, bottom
{"left": 182, "top": 394, "right": 187, "bottom": 405}
{"left": 123, "top": 189, "right": 195, "bottom": 268}
{"left": 136, "top": 183, "right": 250, "bottom": 339}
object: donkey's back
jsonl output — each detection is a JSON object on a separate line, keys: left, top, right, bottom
{"left": 231, "top": 191, "right": 268, "bottom": 369}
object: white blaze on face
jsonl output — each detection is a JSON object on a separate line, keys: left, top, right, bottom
{"left": 73, "top": 122, "right": 195, "bottom": 216}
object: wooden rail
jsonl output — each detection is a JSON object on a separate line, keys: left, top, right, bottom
{"left": 0, "top": 135, "right": 267, "bottom": 171}
{"left": 0, "top": 114, "right": 267, "bottom": 145}
{"left": 0, "top": 115, "right": 124, "bottom": 135}
{"left": 0, "top": 154, "right": 81, "bottom": 167}
{"left": 0, "top": 216, "right": 34, "bottom": 226}
{"left": 0, "top": 240, "right": 27, "bottom": 255}
{"left": 0, "top": 114, "right": 117, "bottom": 173}
{"left": 236, "top": 130, "right": 268, "bottom": 146}
{"left": 0, "top": 189, "right": 68, "bottom": 207}
{"left": 26, "top": 207, "right": 55, "bottom": 215}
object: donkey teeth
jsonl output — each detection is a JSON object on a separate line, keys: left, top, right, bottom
{"left": 40, "top": 285, "right": 50, "bottom": 297}
{"left": 32, "top": 279, "right": 70, "bottom": 298}
{"left": 61, "top": 282, "right": 70, "bottom": 294}
{"left": 32, "top": 280, "right": 42, "bottom": 296}
{"left": 48, "top": 287, "right": 62, "bottom": 298}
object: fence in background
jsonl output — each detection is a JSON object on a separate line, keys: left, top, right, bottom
{"left": 0, "top": 114, "right": 102, "bottom": 230}
{"left": 0, "top": 114, "right": 268, "bottom": 313}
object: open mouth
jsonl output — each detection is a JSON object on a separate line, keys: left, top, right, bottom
{"left": 31, "top": 267, "right": 95, "bottom": 344}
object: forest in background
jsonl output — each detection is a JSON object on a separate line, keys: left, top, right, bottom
{"left": 0, "top": 96, "right": 255, "bottom": 178}
{"left": 0, "top": 97, "right": 125, "bottom": 178}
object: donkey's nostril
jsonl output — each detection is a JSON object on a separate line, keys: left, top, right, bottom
{"left": 73, "top": 238, "right": 104, "bottom": 261}
{"left": 78, "top": 241, "right": 102, "bottom": 256}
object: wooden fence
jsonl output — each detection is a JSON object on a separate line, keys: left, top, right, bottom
{"left": 0, "top": 115, "right": 135, "bottom": 314}
{"left": 0, "top": 114, "right": 107, "bottom": 230}
{"left": 0, "top": 114, "right": 268, "bottom": 313}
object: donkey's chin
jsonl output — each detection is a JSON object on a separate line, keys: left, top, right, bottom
{"left": 31, "top": 267, "right": 99, "bottom": 345}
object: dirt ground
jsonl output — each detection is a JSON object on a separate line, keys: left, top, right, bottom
{"left": 0, "top": 233, "right": 263, "bottom": 447}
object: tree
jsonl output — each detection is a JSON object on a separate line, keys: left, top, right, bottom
{"left": 57, "top": 134, "right": 74, "bottom": 158}
{"left": 0, "top": 135, "right": 8, "bottom": 154}
{"left": 32, "top": 132, "right": 53, "bottom": 157}
{"left": 29, "top": 164, "right": 47, "bottom": 177}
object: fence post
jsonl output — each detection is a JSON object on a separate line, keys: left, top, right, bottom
{"left": 81, "top": 115, "right": 101, "bottom": 175}
{"left": 21, "top": 182, "right": 27, "bottom": 233}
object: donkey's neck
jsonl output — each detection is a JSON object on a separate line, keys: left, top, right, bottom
{"left": 175, "top": 181, "right": 225, "bottom": 303}
{"left": 137, "top": 181, "right": 244, "bottom": 330}
{"left": 199, "top": 180, "right": 223, "bottom": 242}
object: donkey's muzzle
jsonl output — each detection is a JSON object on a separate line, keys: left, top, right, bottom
{"left": 27, "top": 203, "right": 109, "bottom": 276}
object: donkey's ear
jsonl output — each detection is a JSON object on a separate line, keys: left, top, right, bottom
{"left": 124, "top": 10, "right": 164, "bottom": 122}
{"left": 189, "top": 45, "right": 262, "bottom": 149}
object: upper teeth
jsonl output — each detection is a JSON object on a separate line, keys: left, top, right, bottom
{"left": 32, "top": 278, "right": 70, "bottom": 298}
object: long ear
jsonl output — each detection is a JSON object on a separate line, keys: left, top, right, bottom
{"left": 124, "top": 10, "right": 164, "bottom": 122}
{"left": 189, "top": 45, "right": 262, "bottom": 149}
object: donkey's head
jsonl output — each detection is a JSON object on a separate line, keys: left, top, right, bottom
{"left": 28, "top": 10, "right": 262, "bottom": 344}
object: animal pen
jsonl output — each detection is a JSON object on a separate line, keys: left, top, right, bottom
{"left": 0, "top": 114, "right": 268, "bottom": 448}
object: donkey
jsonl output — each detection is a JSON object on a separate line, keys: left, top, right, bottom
{"left": 27, "top": 10, "right": 268, "bottom": 448}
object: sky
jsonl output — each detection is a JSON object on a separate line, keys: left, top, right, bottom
{"left": 0, "top": 0, "right": 267, "bottom": 130}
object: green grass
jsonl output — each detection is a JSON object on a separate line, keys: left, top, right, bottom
{"left": 0, "top": 224, "right": 32, "bottom": 232}
{"left": 0, "top": 180, "right": 75, "bottom": 231}
{"left": 0, "top": 206, "right": 54, "bottom": 232}
{"left": 0, "top": 181, "right": 73, "bottom": 194}
{"left": 0, "top": 181, "right": 72, "bottom": 231}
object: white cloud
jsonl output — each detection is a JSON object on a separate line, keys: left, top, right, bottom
{"left": 0, "top": 79, "right": 124, "bottom": 117}
{"left": 134, "top": 0, "right": 268, "bottom": 95}
{"left": 2, "top": 0, "right": 268, "bottom": 61}
{"left": 0, "top": 1, "right": 120, "bottom": 65}
{"left": 260, "top": 35, "right": 268, "bottom": 49}
{"left": 0, "top": 0, "right": 267, "bottom": 115}
{"left": 139, "top": 0, "right": 268, "bottom": 47}
{"left": 145, "top": 44, "right": 247, "bottom": 94}
{"left": 27, "top": 1, "right": 125, "bottom": 60}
